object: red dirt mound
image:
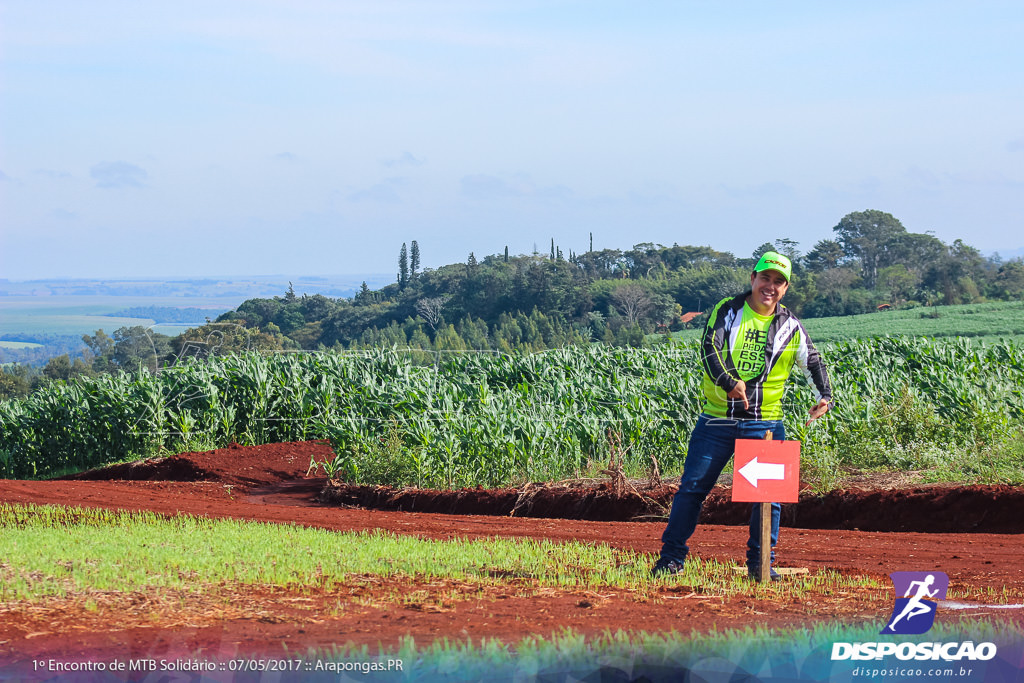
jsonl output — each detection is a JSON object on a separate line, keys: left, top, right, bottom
{"left": 318, "top": 480, "right": 1024, "bottom": 534}
{"left": 56, "top": 441, "right": 1024, "bottom": 533}
{"left": 317, "top": 479, "right": 675, "bottom": 521}
{"left": 790, "top": 485, "right": 1024, "bottom": 534}
{"left": 61, "top": 440, "right": 331, "bottom": 489}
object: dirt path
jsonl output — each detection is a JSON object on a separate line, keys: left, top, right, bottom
{"left": 1, "top": 440, "right": 1021, "bottom": 665}
{"left": 2, "top": 475, "right": 1021, "bottom": 588}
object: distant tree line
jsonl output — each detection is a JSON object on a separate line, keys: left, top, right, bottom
{"left": 106, "top": 305, "right": 229, "bottom": 323}
{"left": 0, "top": 334, "right": 89, "bottom": 366}
{"left": 0, "top": 327, "right": 173, "bottom": 399}
{"left": 207, "top": 209, "right": 1022, "bottom": 354}
{"left": 4, "top": 209, "right": 1023, "bottom": 399}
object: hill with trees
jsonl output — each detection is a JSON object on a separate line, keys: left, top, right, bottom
{"left": 202, "top": 209, "right": 1024, "bottom": 354}
{"left": 4, "top": 208, "right": 1023, "bottom": 399}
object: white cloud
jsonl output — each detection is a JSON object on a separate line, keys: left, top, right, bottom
{"left": 348, "top": 177, "right": 408, "bottom": 204}
{"left": 90, "top": 162, "right": 148, "bottom": 189}
{"left": 383, "top": 152, "right": 424, "bottom": 168}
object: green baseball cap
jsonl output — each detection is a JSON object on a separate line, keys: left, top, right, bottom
{"left": 753, "top": 251, "right": 792, "bottom": 282}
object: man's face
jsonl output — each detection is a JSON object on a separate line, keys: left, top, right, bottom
{"left": 749, "top": 270, "right": 789, "bottom": 312}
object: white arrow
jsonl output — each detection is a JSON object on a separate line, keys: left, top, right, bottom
{"left": 738, "top": 457, "right": 785, "bottom": 487}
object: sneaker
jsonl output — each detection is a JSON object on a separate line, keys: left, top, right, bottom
{"left": 747, "top": 566, "right": 781, "bottom": 583}
{"left": 651, "top": 558, "right": 685, "bottom": 577}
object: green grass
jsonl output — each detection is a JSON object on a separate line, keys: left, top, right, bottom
{"left": 802, "top": 300, "right": 1024, "bottom": 342}
{"left": 0, "top": 503, "right": 877, "bottom": 603}
{"left": 2, "top": 503, "right": 1018, "bottom": 679}
{"left": 669, "top": 300, "right": 1024, "bottom": 343}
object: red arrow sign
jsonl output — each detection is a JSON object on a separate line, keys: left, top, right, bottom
{"left": 731, "top": 439, "right": 801, "bottom": 503}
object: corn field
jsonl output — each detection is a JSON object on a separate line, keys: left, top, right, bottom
{"left": 1, "top": 337, "right": 1022, "bottom": 486}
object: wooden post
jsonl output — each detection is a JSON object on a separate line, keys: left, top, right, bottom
{"left": 759, "top": 430, "right": 773, "bottom": 583}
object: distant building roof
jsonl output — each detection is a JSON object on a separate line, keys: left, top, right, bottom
{"left": 680, "top": 312, "right": 703, "bottom": 324}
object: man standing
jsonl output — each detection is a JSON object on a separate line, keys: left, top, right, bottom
{"left": 652, "top": 251, "right": 832, "bottom": 581}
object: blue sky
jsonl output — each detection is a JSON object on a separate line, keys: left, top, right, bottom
{"left": 2, "top": 1, "right": 1022, "bottom": 279}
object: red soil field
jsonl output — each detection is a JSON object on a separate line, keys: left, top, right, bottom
{"left": 1, "top": 440, "right": 1021, "bottom": 666}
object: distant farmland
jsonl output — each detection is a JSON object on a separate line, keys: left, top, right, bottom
{"left": 0, "top": 295, "right": 234, "bottom": 338}
{"left": 0, "top": 341, "right": 42, "bottom": 350}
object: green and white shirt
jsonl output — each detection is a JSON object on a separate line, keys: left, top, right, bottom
{"left": 700, "top": 293, "right": 832, "bottom": 420}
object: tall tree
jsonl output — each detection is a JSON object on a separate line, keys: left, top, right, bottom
{"left": 112, "top": 326, "right": 170, "bottom": 373}
{"left": 993, "top": 260, "right": 1024, "bottom": 299}
{"left": 398, "top": 242, "right": 410, "bottom": 290}
{"left": 888, "top": 231, "right": 946, "bottom": 276}
{"left": 82, "top": 329, "right": 115, "bottom": 372}
{"left": 752, "top": 243, "right": 776, "bottom": 260}
{"left": 832, "top": 210, "right": 907, "bottom": 289}
{"left": 610, "top": 283, "right": 653, "bottom": 327}
{"left": 877, "top": 264, "right": 919, "bottom": 305}
{"left": 410, "top": 240, "right": 420, "bottom": 277}
{"left": 42, "top": 354, "right": 75, "bottom": 381}
{"left": 804, "top": 239, "right": 845, "bottom": 272}
{"left": 923, "top": 239, "right": 990, "bottom": 305}
{"left": 0, "top": 366, "right": 32, "bottom": 399}
{"left": 774, "top": 238, "right": 801, "bottom": 262}
{"left": 415, "top": 297, "right": 446, "bottom": 332}
{"left": 355, "top": 281, "right": 373, "bottom": 305}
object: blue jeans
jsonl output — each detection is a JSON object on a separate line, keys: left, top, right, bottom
{"left": 660, "top": 414, "right": 785, "bottom": 568}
